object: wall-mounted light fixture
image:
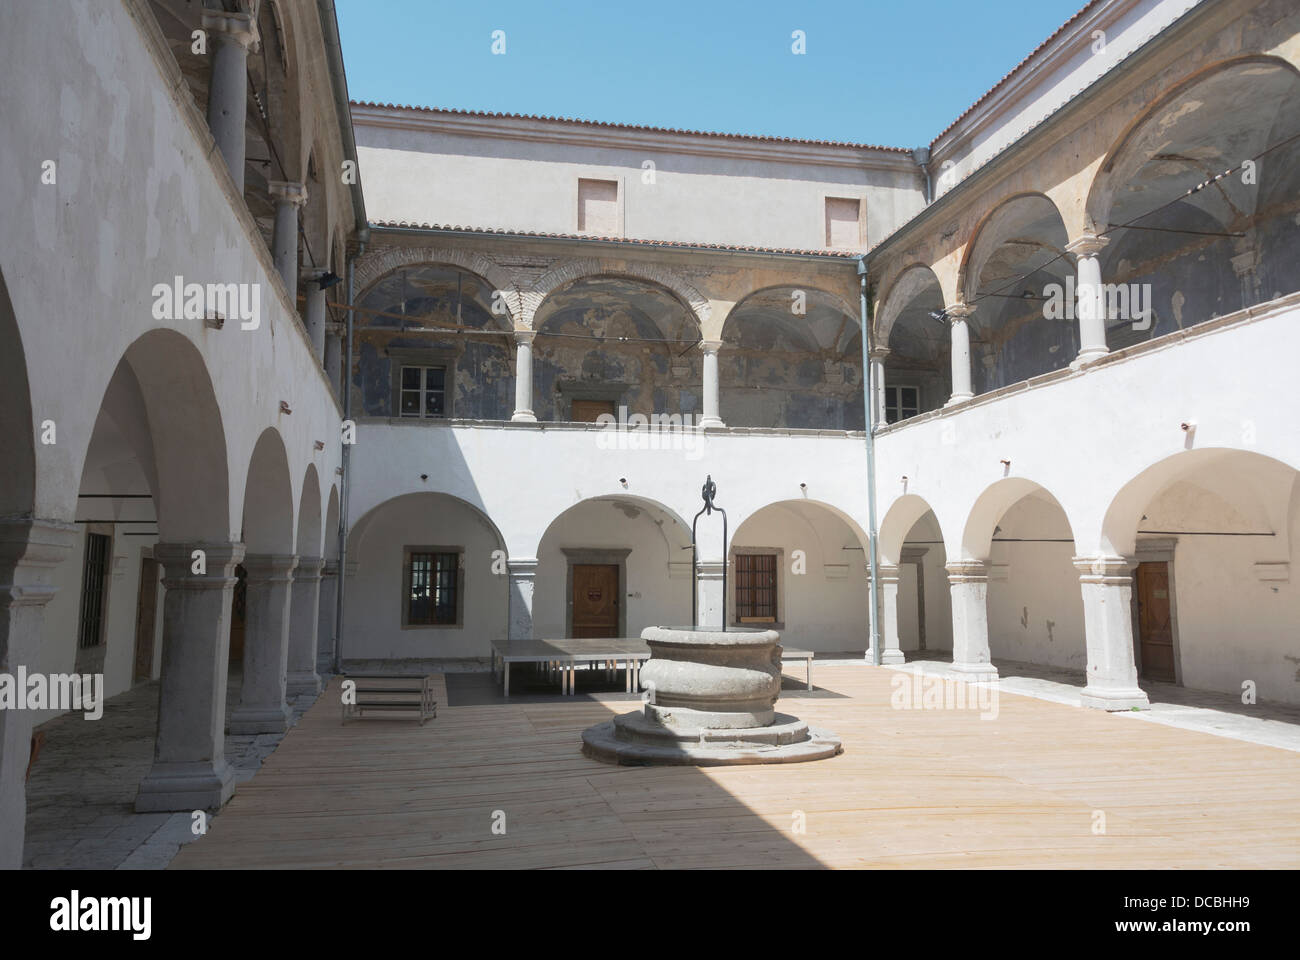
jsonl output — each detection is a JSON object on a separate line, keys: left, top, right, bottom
{"left": 279, "top": 400, "right": 292, "bottom": 415}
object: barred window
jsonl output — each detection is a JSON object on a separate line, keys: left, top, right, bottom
{"left": 735, "top": 553, "right": 778, "bottom": 622}
{"left": 77, "top": 533, "right": 112, "bottom": 649}
{"left": 405, "top": 550, "right": 460, "bottom": 626}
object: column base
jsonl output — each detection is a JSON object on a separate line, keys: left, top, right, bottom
{"left": 315, "top": 652, "right": 334, "bottom": 675}
{"left": 1080, "top": 685, "right": 1150, "bottom": 711}
{"left": 135, "top": 760, "right": 236, "bottom": 812}
{"left": 944, "top": 393, "right": 973, "bottom": 407}
{"left": 866, "top": 647, "right": 906, "bottom": 665}
{"left": 227, "top": 703, "right": 292, "bottom": 735}
{"left": 697, "top": 416, "right": 725, "bottom": 429}
{"left": 510, "top": 410, "right": 537, "bottom": 423}
{"left": 285, "top": 671, "right": 322, "bottom": 698}
{"left": 1070, "top": 347, "right": 1109, "bottom": 370}
{"left": 950, "top": 660, "right": 999, "bottom": 681}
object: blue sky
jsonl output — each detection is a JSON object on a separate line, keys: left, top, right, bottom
{"left": 336, "top": 0, "right": 1088, "bottom": 148}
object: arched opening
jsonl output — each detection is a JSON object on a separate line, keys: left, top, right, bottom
{"left": 535, "top": 496, "right": 692, "bottom": 639}
{"left": 1088, "top": 58, "right": 1300, "bottom": 345}
{"left": 728, "top": 500, "right": 869, "bottom": 653}
{"left": 229, "top": 427, "right": 297, "bottom": 735}
{"left": 286, "top": 464, "right": 324, "bottom": 697}
{"left": 0, "top": 267, "right": 34, "bottom": 518}
{"left": 961, "top": 479, "right": 1084, "bottom": 677}
{"left": 354, "top": 263, "right": 515, "bottom": 421}
{"left": 961, "top": 194, "right": 1074, "bottom": 394}
{"left": 532, "top": 276, "right": 700, "bottom": 423}
{"left": 317, "top": 485, "right": 341, "bottom": 674}
{"left": 1102, "top": 449, "right": 1300, "bottom": 704}
{"left": 879, "top": 496, "right": 953, "bottom": 660}
{"left": 721, "top": 287, "right": 862, "bottom": 430}
{"left": 24, "top": 330, "right": 232, "bottom": 862}
{"left": 874, "top": 266, "right": 950, "bottom": 421}
{"left": 343, "top": 492, "right": 508, "bottom": 666}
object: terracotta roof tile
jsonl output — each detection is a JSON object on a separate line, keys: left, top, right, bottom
{"left": 369, "top": 220, "right": 859, "bottom": 259}
{"left": 930, "top": 1, "right": 1101, "bottom": 145}
{"left": 350, "top": 100, "right": 910, "bottom": 153}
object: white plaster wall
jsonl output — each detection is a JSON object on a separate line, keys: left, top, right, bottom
{"left": 986, "top": 496, "right": 1087, "bottom": 671}
{"left": 354, "top": 111, "right": 924, "bottom": 251}
{"left": 343, "top": 496, "right": 508, "bottom": 661}
{"left": 533, "top": 500, "right": 691, "bottom": 641}
{"left": 1, "top": 1, "right": 342, "bottom": 541}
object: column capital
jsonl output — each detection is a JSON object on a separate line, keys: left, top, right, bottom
{"left": 294, "top": 556, "right": 325, "bottom": 580}
{"left": 512, "top": 329, "right": 537, "bottom": 346}
{"left": 321, "top": 560, "right": 340, "bottom": 578}
{"left": 268, "top": 180, "right": 308, "bottom": 206}
{"left": 507, "top": 557, "right": 539, "bottom": 579}
{"left": 155, "top": 541, "right": 245, "bottom": 588}
{"left": 1065, "top": 234, "right": 1109, "bottom": 259}
{"left": 1072, "top": 554, "right": 1135, "bottom": 583}
{"left": 868, "top": 345, "right": 891, "bottom": 362}
{"left": 243, "top": 553, "right": 299, "bottom": 582}
{"left": 944, "top": 302, "right": 975, "bottom": 322}
{"left": 325, "top": 320, "right": 346, "bottom": 338}
{"left": 201, "top": 10, "right": 259, "bottom": 48}
{"left": 0, "top": 518, "right": 77, "bottom": 581}
{"left": 300, "top": 266, "right": 329, "bottom": 285}
{"left": 873, "top": 563, "right": 901, "bottom": 585}
{"left": 697, "top": 339, "right": 723, "bottom": 356}
{"left": 945, "top": 559, "right": 988, "bottom": 583}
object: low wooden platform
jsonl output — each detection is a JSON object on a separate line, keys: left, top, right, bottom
{"left": 170, "top": 666, "right": 1300, "bottom": 869}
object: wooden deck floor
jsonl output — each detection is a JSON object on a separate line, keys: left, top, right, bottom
{"left": 170, "top": 667, "right": 1300, "bottom": 869}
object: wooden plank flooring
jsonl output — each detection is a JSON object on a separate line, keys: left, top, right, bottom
{"left": 170, "top": 667, "right": 1300, "bottom": 869}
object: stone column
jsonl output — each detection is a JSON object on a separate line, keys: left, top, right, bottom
{"left": 695, "top": 559, "right": 726, "bottom": 630}
{"left": 316, "top": 560, "right": 338, "bottom": 674}
{"left": 228, "top": 554, "right": 297, "bottom": 735}
{"left": 1075, "top": 555, "right": 1150, "bottom": 710}
{"left": 867, "top": 564, "right": 905, "bottom": 665}
{"left": 0, "top": 519, "right": 75, "bottom": 867}
{"left": 946, "top": 559, "right": 998, "bottom": 680}
{"left": 507, "top": 558, "right": 538, "bottom": 641}
{"left": 135, "top": 541, "right": 244, "bottom": 813}
{"left": 869, "top": 346, "right": 889, "bottom": 427}
{"left": 269, "top": 181, "right": 308, "bottom": 297}
{"left": 698, "top": 340, "right": 724, "bottom": 428}
{"left": 301, "top": 269, "right": 328, "bottom": 362}
{"left": 202, "top": 10, "right": 257, "bottom": 193}
{"left": 510, "top": 331, "right": 537, "bottom": 422}
{"left": 286, "top": 556, "right": 323, "bottom": 698}
{"left": 324, "top": 321, "right": 344, "bottom": 398}
{"left": 945, "top": 303, "right": 975, "bottom": 405}
{"left": 1066, "top": 234, "right": 1110, "bottom": 365}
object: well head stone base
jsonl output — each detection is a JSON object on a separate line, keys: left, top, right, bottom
{"left": 582, "top": 713, "right": 842, "bottom": 766}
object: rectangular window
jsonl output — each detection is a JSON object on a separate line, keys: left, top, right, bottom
{"left": 825, "top": 197, "right": 863, "bottom": 249}
{"left": 735, "top": 553, "right": 778, "bottom": 622}
{"left": 578, "top": 178, "right": 620, "bottom": 235}
{"left": 405, "top": 550, "right": 461, "bottom": 626}
{"left": 885, "top": 385, "right": 920, "bottom": 424}
{"left": 77, "top": 532, "right": 111, "bottom": 649}
{"left": 399, "top": 365, "right": 446, "bottom": 419}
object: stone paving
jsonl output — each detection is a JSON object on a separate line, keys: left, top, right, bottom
{"left": 22, "top": 669, "right": 323, "bottom": 869}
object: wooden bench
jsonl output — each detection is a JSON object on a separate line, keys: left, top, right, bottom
{"left": 341, "top": 674, "right": 437, "bottom": 724}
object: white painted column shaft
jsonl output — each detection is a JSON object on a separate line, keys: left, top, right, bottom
{"left": 269, "top": 181, "right": 307, "bottom": 298}
{"left": 946, "top": 560, "right": 998, "bottom": 679}
{"left": 1075, "top": 555, "right": 1150, "bottom": 710}
{"left": 699, "top": 340, "right": 724, "bottom": 428}
{"left": 301, "top": 270, "right": 328, "bottom": 362}
{"left": 202, "top": 12, "right": 256, "bottom": 193}
{"left": 946, "top": 304, "right": 974, "bottom": 405}
{"left": 229, "top": 554, "right": 297, "bottom": 735}
{"left": 511, "top": 332, "right": 537, "bottom": 422}
{"left": 135, "top": 541, "right": 244, "bottom": 813}
{"left": 286, "top": 556, "right": 323, "bottom": 697}
{"left": 1068, "top": 234, "right": 1110, "bottom": 365}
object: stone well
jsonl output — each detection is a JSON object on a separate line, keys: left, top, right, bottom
{"left": 581, "top": 625, "right": 842, "bottom": 766}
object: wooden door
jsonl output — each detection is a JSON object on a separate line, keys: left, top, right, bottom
{"left": 1135, "top": 561, "right": 1176, "bottom": 682}
{"left": 572, "top": 564, "right": 619, "bottom": 638}
{"left": 132, "top": 557, "right": 159, "bottom": 681}
{"left": 570, "top": 399, "right": 616, "bottom": 423}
